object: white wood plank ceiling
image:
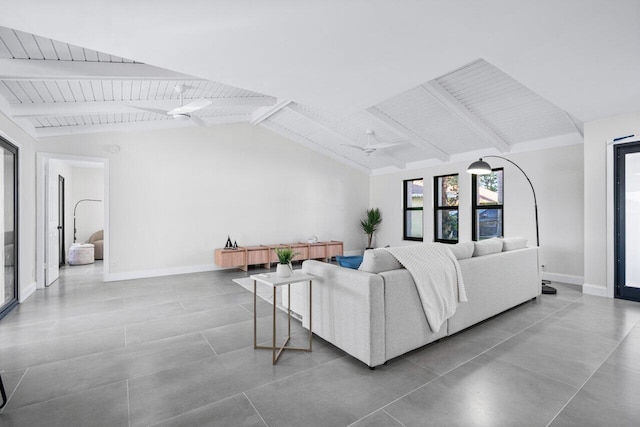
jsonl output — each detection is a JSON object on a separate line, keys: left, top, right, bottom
{"left": 0, "top": 26, "right": 582, "bottom": 174}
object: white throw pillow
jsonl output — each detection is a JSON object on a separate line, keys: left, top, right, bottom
{"left": 443, "top": 241, "right": 474, "bottom": 260}
{"left": 358, "top": 249, "right": 403, "bottom": 273}
{"left": 502, "top": 236, "right": 528, "bottom": 251}
{"left": 473, "top": 238, "right": 504, "bottom": 257}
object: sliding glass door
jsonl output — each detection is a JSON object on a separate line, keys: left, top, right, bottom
{"left": 0, "top": 136, "right": 18, "bottom": 320}
{"left": 615, "top": 141, "right": 640, "bottom": 302}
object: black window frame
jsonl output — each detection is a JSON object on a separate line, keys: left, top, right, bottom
{"left": 433, "top": 173, "right": 459, "bottom": 244}
{"left": 403, "top": 178, "right": 424, "bottom": 242}
{"left": 471, "top": 168, "right": 504, "bottom": 241}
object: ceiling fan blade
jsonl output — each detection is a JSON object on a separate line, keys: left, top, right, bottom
{"left": 128, "top": 106, "right": 169, "bottom": 116}
{"left": 189, "top": 115, "right": 208, "bottom": 127}
{"left": 369, "top": 142, "right": 402, "bottom": 149}
{"left": 167, "top": 98, "right": 212, "bottom": 115}
{"left": 340, "top": 144, "right": 366, "bottom": 151}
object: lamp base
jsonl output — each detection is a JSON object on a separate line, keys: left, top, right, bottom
{"left": 542, "top": 284, "right": 557, "bottom": 295}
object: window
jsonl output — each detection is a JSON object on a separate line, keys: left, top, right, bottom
{"left": 434, "top": 174, "right": 459, "bottom": 243}
{"left": 403, "top": 178, "right": 423, "bottom": 241}
{"left": 472, "top": 168, "right": 503, "bottom": 240}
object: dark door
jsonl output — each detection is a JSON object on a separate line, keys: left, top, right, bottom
{"left": 0, "top": 136, "right": 18, "bottom": 320}
{"left": 58, "top": 175, "right": 65, "bottom": 267}
{"left": 615, "top": 141, "right": 640, "bottom": 302}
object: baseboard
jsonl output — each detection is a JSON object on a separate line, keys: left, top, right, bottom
{"left": 542, "top": 272, "right": 584, "bottom": 286}
{"left": 104, "top": 263, "right": 220, "bottom": 282}
{"left": 19, "top": 281, "right": 37, "bottom": 302}
{"left": 582, "top": 283, "right": 610, "bottom": 298}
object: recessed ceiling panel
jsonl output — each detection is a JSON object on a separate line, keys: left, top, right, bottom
{"left": 436, "top": 59, "right": 577, "bottom": 144}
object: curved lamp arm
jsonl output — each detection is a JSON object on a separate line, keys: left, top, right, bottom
{"left": 469, "top": 155, "right": 539, "bottom": 247}
{"left": 73, "top": 199, "right": 102, "bottom": 243}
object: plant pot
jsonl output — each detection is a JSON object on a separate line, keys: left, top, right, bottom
{"left": 276, "top": 263, "right": 291, "bottom": 278}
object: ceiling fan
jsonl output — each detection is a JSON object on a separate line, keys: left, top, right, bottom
{"left": 131, "top": 84, "right": 211, "bottom": 126}
{"left": 342, "top": 129, "right": 401, "bottom": 155}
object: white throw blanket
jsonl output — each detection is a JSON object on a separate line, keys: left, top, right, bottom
{"left": 385, "top": 244, "right": 467, "bottom": 333}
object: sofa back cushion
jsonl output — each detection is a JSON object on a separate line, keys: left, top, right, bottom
{"left": 502, "top": 236, "right": 528, "bottom": 251}
{"left": 358, "top": 249, "right": 403, "bottom": 273}
{"left": 472, "top": 237, "right": 503, "bottom": 257}
{"left": 444, "top": 241, "right": 475, "bottom": 260}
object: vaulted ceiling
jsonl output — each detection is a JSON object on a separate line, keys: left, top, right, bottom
{"left": 0, "top": 1, "right": 637, "bottom": 173}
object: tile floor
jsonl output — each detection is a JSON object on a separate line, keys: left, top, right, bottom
{"left": 1, "top": 263, "right": 640, "bottom": 426}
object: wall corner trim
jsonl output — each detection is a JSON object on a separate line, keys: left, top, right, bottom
{"left": 19, "top": 281, "right": 37, "bottom": 302}
{"left": 104, "top": 263, "right": 220, "bottom": 282}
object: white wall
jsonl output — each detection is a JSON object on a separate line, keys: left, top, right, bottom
{"left": 71, "top": 166, "right": 104, "bottom": 244}
{"left": 371, "top": 142, "right": 584, "bottom": 281}
{"left": 583, "top": 112, "right": 640, "bottom": 297}
{"left": 38, "top": 123, "right": 370, "bottom": 279}
{"left": 0, "top": 113, "right": 37, "bottom": 301}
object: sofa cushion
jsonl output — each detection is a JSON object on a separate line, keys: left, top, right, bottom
{"left": 502, "top": 236, "right": 528, "bottom": 251}
{"left": 444, "top": 241, "right": 475, "bottom": 260}
{"left": 358, "top": 249, "right": 403, "bottom": 273}
{"left": 473, "top": 238, "right": 503, "bottom": 257}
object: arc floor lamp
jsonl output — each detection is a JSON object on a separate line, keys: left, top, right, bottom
{"left": 467, "top": 156, "right": 557, "bottom": 295}
{"left": 73, "top": 198, "right": 102, "bottom": 243}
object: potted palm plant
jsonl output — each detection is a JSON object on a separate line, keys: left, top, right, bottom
{"left": 274, "top": 247, "right": 299, "bottom": 277}
{"left": 360, "top": 208, "right": 382, "bottom": 249}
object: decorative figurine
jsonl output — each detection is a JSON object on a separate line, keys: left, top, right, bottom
{"left": 225, "top": 236, "right": 233, "bottom": 249}
{"left": 233, "top": 240, "right": 238, "bottom": 249}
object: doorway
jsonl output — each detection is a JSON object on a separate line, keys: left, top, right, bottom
{"left": 37, "top": 153, "right": 109, "bottom": 289}
{"left": 614, "top": 141, "right": 640, "bottom": 302}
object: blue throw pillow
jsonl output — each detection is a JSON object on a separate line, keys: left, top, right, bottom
{"left": 335, "top": 255, "right": 363, "bottom": 269}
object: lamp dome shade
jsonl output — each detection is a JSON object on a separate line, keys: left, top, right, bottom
{"left": 467, "top": 159, "right": 492, "bottom": 175}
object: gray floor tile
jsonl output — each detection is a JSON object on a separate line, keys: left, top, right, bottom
{"left": 350, "top": 410, "right": 404, "bottom": 427}
{"left": 406, "top": 322, "right": 513, "bottom": 375}
{"left": 0, "top": 326, "right": 125, "bottom": 370}
{"left": 549, "top": 298, "right": 640, "bottom": 340}
{"left": 49, "top": 300, "right": 187, "bottom": 337}
{"left": 550, "top": 362, "right": 640, "bottom": 427}
{"left": 0, "top": 319, "right": 56, "bottom": 346}
{"left": 125, "top": 304, "right": 253, "bottom": 345}
{"left": 128, "top": 346, "right": 317, "bottom": 427}
{"left": 180, "top": 290, "right": 255, "bottom": 313}
{"left": 606, "top": 325, "right": 640, "bottom": 373}
{"left": 0, "top": 381, "right": 128, "bottom": 427}
{"left": 481, "top": 297, "right": 570, "bottom": 334}
{"left": 486, "top": 317, "right": 619, "bottom": 387}
{"left": 151, "top": 393, "right": 265, "bottom": 427}
{"left": 246, "top": 357, "right": 437, "bottom": 427}
{"left": 386, "top": 354, "right": 577, "bottom": 427}
{"left": 6, "top": 332, "right": 214, "bottom": 410}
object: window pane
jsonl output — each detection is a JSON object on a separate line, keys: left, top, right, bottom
{"left": 437, "top": 175, "right": 458, "bottom": 207}
{"left": 406, "top": 180, "right": 424, "bottom": 208}
{"left": 436, "top": 210, "right": 458, "bottom": 241}
{"left": 475, "top": 208, "right": 502, "bottom": 240}
{"left": 405, "top": 210, "right": 423, "bottom": 239}
{"left": 477, "top": 170, "right": 503, "bottom": 205}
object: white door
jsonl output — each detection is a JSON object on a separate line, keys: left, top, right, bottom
{"left": 46, "top": 162, "right": 59, "bottom": 286}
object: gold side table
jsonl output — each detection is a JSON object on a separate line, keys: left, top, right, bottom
{"left": 250, "top": 271, "right": 314, "bottom": 364}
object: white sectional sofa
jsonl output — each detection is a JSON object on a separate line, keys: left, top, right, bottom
{"left": 293, "top": 240, "right": 541, "bottom": 368}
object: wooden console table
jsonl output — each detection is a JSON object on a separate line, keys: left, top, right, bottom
{"left": 215, "top": 241, "right": 343, "bottom": 271}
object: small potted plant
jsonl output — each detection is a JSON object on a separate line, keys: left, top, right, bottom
{"left": 274, "top": 247, "right": 299, "bottom": 277}
{"left": 360, "top": 208, "right": 382, "bottom": 249}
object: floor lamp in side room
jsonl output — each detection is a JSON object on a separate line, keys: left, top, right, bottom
{"left": 467, "top": 156, "right": 557, "bottom": 295}
{"left": 73, "top": 199, "right": 102, "bottom": 244}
